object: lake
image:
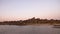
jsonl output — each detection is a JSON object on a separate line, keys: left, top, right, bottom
{"left": 0, "top": 25, "right": 60, "bottom": 34}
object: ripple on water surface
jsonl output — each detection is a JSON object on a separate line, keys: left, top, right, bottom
{"left": 0, "top": 25, "right": 60, "bottom": 34}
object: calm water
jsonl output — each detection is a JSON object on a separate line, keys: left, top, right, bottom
{"left": 0, "top": 25, "right": 60, "bottom": 34}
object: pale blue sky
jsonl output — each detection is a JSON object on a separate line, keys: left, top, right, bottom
{"left": 0, "top": 0, "right": 60, "bottom": 21}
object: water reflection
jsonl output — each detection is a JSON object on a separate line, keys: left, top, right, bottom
{"left": 0, "top": 25, "right": 60, "bottom": 34}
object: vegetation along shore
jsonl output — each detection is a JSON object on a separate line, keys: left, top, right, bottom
{"left": 0, "top": 17, "right": 60, "bottom": 26}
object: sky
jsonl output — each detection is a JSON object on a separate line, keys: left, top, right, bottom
{"left": 0, "top": 0, "right": 60, "bottom": 21}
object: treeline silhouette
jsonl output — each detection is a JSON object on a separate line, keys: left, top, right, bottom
{"left": 0, "top": 17, "right": 60, "bottom": 25}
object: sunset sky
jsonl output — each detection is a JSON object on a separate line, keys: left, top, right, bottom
{"left": 0, "top": 0, "right": 60, "bottom": 21}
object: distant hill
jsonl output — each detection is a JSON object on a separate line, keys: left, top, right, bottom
{"left": 0, "top": 17, "right": 60, "bottom": 25}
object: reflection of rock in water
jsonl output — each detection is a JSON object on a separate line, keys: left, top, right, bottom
{"left": 53, "top": 24, "right": 60, "bottom": 28}
{"left": 0, "top": 25, "right": 60, "bottom": 34}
